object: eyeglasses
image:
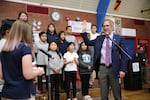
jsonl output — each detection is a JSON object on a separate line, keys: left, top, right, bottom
{"left": 103, "top": 25, "right": 110, "bottom": 27}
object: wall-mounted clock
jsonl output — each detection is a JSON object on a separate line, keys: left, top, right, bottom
{"left": 51, "top": 11, "right": 61, "bottom": 21}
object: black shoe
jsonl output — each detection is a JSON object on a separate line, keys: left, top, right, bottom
{"left": 60, "top": 89, "right": 66, "bottom": 93}
{"left": 95, "top": 77, "right": 99, "bottom": 79}
{"left": 89, "top": 85, "right": 93, "bottom": 88}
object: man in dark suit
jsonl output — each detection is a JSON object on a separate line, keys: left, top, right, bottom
{"left": 81, "top": 19, "right": 128, "bottom": 100}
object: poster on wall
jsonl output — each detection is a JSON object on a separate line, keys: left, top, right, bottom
{"left": 122, "top": 28, "right": 136, "bottom": 36}
{"left": 115, "top": 17, "right": 122, "bottom": 34}
{"left": 33, "top": 31, "right": 41, "bottom": 42}
{"left": 68, "top": 20, "right": 91, "bottom": 33}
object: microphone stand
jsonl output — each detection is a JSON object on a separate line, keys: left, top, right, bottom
{"left": 39, "top": 50, "right": 52, "bottom": 100}
{"left": 47, "top": 57, "right": 51, "bottom": 100}
{"left": 107, "top": 35, "right": 132, "bottom": 60}
{"left": 107, "top": 35, "right": 132, "bottom": 100}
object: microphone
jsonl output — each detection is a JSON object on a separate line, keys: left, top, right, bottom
{"left": 100, "top": 31, "right": 105, "bottom": 35}
{"left": 105, "top": 34, "right": 109, "bottom": 38}
{"left": 100, "top": 31, "right": 109, "bottom": 38}
{"left": 39, "top": 49, "right": 54, "bottom": 59}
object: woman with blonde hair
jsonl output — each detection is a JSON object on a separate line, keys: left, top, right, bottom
{"left": 0, "top": 20, "right": 44, "bottom": 100}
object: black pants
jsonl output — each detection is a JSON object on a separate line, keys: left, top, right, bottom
{"left": 0, "top": 92, "right": 1, "bottom": 100}
{"left": 60, "top": 66, "right": 65, "bottom": 90}
{"left": 80, "top": 74, "right": 90, "bottom": 96}
{"left": 141, "top": 66, "right": 147, "bottom": 83}
{"left": 37, "top": 65, "right": 47, "bottom": 91}
{"left": 64, "top": 71, "right": 77, "bottom": 99}
{"left": 49, "top": 74, "right": 61, "bottom": 100}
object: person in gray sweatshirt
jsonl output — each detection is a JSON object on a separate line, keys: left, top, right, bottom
{"left": 47, "top": 41, "right": 64, "bottom": 100}
{"left": 34, "top": 32, "right": 49, "bottom": 93}
{"left": 77, "top": 41, "right": 93, "bottom": 100}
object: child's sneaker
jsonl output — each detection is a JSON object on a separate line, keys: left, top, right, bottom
{"left": 73, "top": 98, "right": 78, "bottom": 100}
{"left": 83, "top": 95, "right": 93, "bottom": 100}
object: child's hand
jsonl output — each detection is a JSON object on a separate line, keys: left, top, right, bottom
{"left": 69, "top": 60, "right": 74, "bottom": 64}
{"left": 88, "top": 66, "right": 92, "bottom": 70}
{"left": 74, "top": 58, "right": 79, "bottom": 65}
{"left": 54, "top": 68, "right": 60, "bottom": 74}
{"left": 37, "top": 67, "right": 45, "bottom": 76}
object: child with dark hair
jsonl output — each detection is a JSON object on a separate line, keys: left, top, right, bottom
{"left": 47, "top": 41, "right": 64, "bottom": 100}
{"left": 0, "top": 19, "right": 15, "bottom": 99}
{"left": 46, "top": 23, "right": 58, "bottom": 43}
{"left": 63, "top": 42, "right": 79, "bottom": 100}
{"left": 88, "top": 24, "right": 100, "bottom": 88}
{"left": 65, "top": 26, "right": 79, "bottom": 52}
{"left": 77, "top": 41, "right": 93, "bottom": 100}
{"left": 34, "top": 31, "right": 49, "bottom": 93}
{"left": 0, "top": 19, "right": 15, "bottom": 46}
{"left": 57, "top": 30, "right": 69, "bottom": 91}
{"left": 57, "top": 30, "right": 69, "bottom": 56}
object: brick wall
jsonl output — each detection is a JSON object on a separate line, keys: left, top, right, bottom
{"left": 122, "top": 18, "right": 150, "bottom": 38}
{"left": 1, "top": 1, "right": 150, "bottom": 64}
{"left": 0, "top": 1, "right": 150, "bottom": 38}
{"left": 0, "top": 1, "right": 96, "bottom": 32}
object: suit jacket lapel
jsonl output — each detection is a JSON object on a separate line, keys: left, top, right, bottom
{"left": 101, "top": 35, "right": 105, "bottom": 44}
{"left": 112, "top": 34, "right": 117, "bottom": 51}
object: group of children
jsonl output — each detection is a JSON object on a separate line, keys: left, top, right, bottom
{"left": 34, "top": 27, "right": 94, "bottom": 100}
{"left": 0, "top": 11, "right": 99, "bottom": 100}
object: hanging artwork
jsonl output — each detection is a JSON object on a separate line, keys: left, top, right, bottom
{"left": 32, "top": 19, "right": 42, "bottom": 42}
{"left": 114, "top": 0, "right": 121, "bottom": 11}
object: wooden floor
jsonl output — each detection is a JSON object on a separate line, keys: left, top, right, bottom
{"left": 120, "top": 89, "right": 150, "bottom": 100}
{"left": 36, "top": 88, "right": 150, "bottom": 100}
{"left": 35, "top": 81, "right": 150, "bottom": 100}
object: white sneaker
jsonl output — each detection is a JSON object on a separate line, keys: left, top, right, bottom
{"left": 73, "top": 98, "right": 78, "bottom": 100}
{"left": 83, "top": 95, "right": 93, "bottom": 100}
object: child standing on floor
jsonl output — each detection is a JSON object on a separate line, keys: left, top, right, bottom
{"left": 34, "top": 32, "right": 49, "bottom": 93}
{"left": 0, "top": 19, "right": 15, "bottom": 100}
{"left": 63, "top": 42, "right": 79, "bottom": 100}
{"left": 47, "top": 41, "right": 64, "bottom": 100}
{"left": 57, "top": 30, "right": 69, "bottom": 56}
{"left": 57, "top": 31, "right": 69, "bottom": 91}
{"left": 46, "top": 23, "right": 58, "bottom": 43}
{"left": 88, "top": 24, "right": 100, "bottom": 88}
{"left": 77, "top": 41, "right": 93, "bottom": 100}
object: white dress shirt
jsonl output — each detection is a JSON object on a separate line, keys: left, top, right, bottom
{"left": 100, "top": 33, "right": 113, "bottom": 64}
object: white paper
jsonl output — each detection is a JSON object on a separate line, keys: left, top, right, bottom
{"left": 132, "top": 62, "right": 140, "bottom": 72}
{"left": 122, "top": 28, "right": 136, "bottom": 36}
{"left": 68, "top": 20, "right": 91, "bottom": 33}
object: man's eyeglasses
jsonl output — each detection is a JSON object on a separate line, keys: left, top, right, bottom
{"left": 103, "top": 25, "right": 110, "bottom": 27}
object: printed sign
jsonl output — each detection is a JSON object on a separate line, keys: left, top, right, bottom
{"left": 68, "top": 20, "right": 91, "bottom": 33}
